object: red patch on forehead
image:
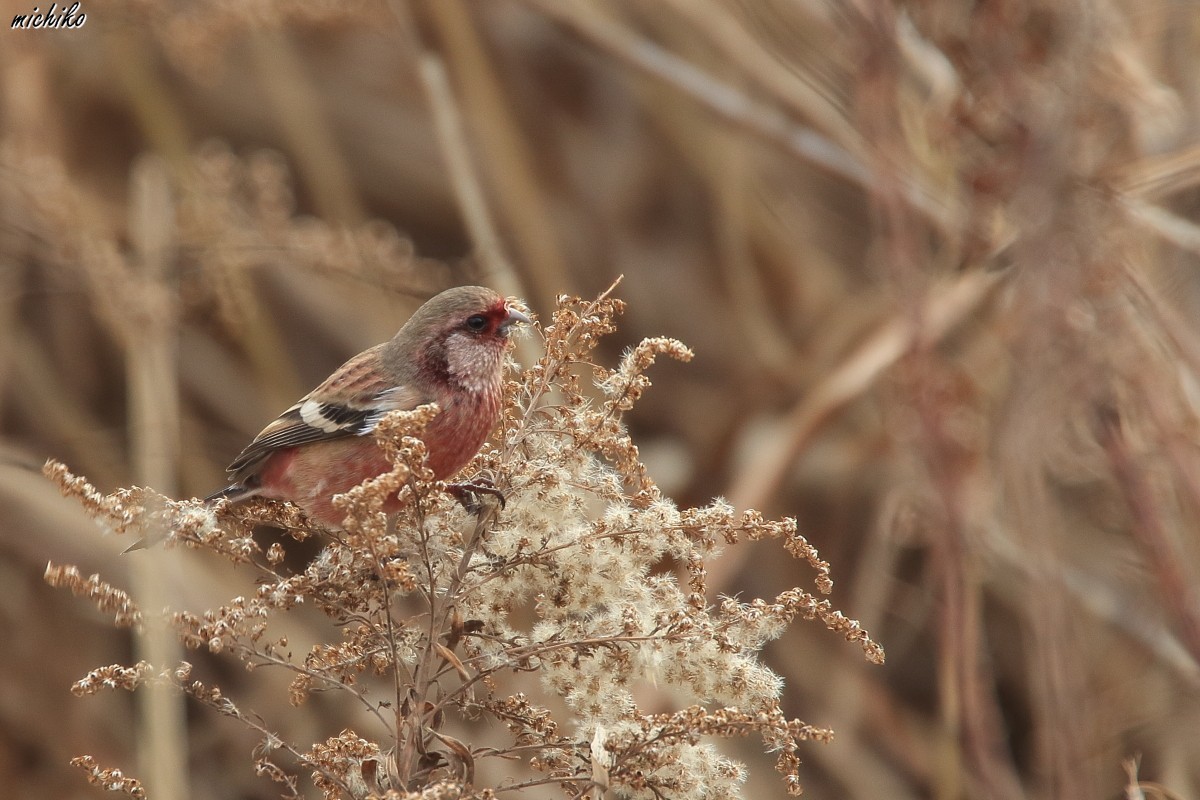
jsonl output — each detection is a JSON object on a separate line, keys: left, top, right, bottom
{"left": 484, "top": 299, "right": 509, "bottom": 321}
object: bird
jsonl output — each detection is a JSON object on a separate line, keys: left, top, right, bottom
{"left": 202, "top": 285, "right": 529, "bottom": 529}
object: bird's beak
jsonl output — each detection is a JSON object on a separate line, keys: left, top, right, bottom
{"left": 501, "top": 305, "right": 532, "bottom": 333}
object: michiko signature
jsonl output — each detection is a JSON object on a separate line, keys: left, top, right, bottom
{"left": 12, "top": 2, "right": 86, "bottom": 29}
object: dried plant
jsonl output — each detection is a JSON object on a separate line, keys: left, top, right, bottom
{"left": 46, "top": 287, "right": 883, "bottom": 799}
{"left": 9, "top": 0, "right": 1200, "bottom": 796}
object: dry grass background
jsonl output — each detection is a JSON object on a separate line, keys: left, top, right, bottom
{"left": 3, "top": 0, "right": 1200, "bottom": 798}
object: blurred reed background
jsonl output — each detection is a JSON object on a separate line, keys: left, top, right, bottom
{"left": 3, "top": 0, "right": 1200, "bottom": 798}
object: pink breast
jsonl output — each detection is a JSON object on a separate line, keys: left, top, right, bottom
{"left": 421, "top": 388, "right": 502, "bottom": 479}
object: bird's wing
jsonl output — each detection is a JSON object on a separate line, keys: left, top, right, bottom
{"left": 226, "top": 344, "right": 427, "bottom": 482}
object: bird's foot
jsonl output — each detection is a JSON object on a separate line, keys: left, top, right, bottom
{"left": 445, "top": 478, "right": 506, "bottom": 513}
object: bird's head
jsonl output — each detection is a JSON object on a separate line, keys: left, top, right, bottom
{"left": 389, "top": 285, "right": 531, "bottom": 393}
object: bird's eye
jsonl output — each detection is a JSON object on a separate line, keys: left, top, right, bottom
{"left": 465, "top": 314, "right": 488, "bottom": 332}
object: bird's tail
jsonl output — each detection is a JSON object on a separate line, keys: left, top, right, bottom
{"left": 204, "top": 483, "right": 259, "bottom": 504}
{"left": 122, "top": 483, "right": 258, "bottom": 553}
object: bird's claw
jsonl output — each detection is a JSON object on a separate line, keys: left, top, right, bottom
{"left": 446, "top": 479, "right": 506, "bottom": 512}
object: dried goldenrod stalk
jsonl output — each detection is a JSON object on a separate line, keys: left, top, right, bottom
{"left": 70, "top": 756, "right": 146, "bottom": 799}
{"left": 49, "top": 288, "right": 882, "bottom": 798}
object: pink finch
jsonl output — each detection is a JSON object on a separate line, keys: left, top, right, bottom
{"left": 207, "top": 285, "right": 529, "bottom": 526}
